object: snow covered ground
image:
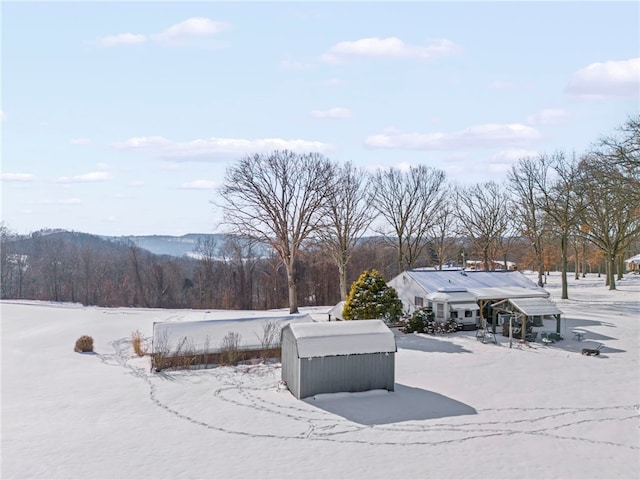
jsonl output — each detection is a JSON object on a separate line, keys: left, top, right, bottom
{"left": 2, "top": 272, "right": 639, "bottom": 479}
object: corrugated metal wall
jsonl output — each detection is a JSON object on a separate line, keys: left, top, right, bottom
{"left": 280, "top": 327, "right": 301, "bottom": 399}
{"left": 298, "top": 352, "right": 395, "bottom": 399}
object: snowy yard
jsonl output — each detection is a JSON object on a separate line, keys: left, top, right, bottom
{"left": 2, "top": 272, "right": 639, "bottom": 479}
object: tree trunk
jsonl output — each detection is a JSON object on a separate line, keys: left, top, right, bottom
{"left": 483, "top": 246, "right": 490, "bottom": 271}
{"left": 617, "top": 254, "right": 624, "bottom": 282}
{"left": 608, "top": 255, "right": 617, "bottom": 290}
{"left": 560, "top": 234, "right": 568, "bottom": 299}
{"left": 286, "top": 259, "right": 299, "bottom": 314}
{"left": 338, "top": 263, "right": 348, "bottom": 301}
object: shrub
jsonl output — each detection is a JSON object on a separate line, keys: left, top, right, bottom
{"left": 220, "top": 331, "right": 242, "bottom": 365}
{"left": 342, "top": 269, "right": 403, "bottom": 322}
{"left": 74, "top": 335, "right": 94, "bottom": 353}
{"left": 405, "top": 307, "right": 434, "bottom": 333}
{"left": 131, "top": 330, "right": 147, "bottom": 357}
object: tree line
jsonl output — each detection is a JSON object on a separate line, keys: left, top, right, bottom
{"left": 1, "top": 117, "right": 638, "bottom": 311}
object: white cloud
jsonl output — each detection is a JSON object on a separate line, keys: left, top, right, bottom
{"left": 96, "top": 17, "right": 230, "bottom": 48}
{"left": 0, "top": 109, "right": 7, "bottom": 122}
{"left": 566, "top": 57, "right": 640, "bottom": 100}
{"left": 1, "top": 173, "right": 35, "bottom": 182}
{"left": 181, "top": 180, "right": 217, "bottom": 190}
{"left": 70, "top": 138, "right": 92, "bottom": 145}
{"left": 320, "top": 37, "right": 460, "bottom": 64}
{"left": 57, "top": 172, "right": 114, "bottom": 183}
{"left": 129, "top": 181, "right": 145, "bottom": 188}
{"left": 96, "top": 33, "right": 147, "bottom": 47}
{"left": 310, "top": 107, "right": 352, "bottom": 119}
{"left": 36, "top": 198, "right": 81, "bottom": 205}
{"left": 365, "top": 123, "right": 542, "bottom": 150}
{"left": 151, "top": 17, "right": 231, "bottom": 45}
{"left": 491, "top": 149, "right": 540, "bottom": 162}
{"left": 112, "top": 136, "right": 334, "bottom": 161}
{"left": 525, "top": 109, "right": 568, "bottom": 126}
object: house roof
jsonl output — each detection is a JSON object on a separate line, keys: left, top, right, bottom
{"left": 285, "top": 319, "right": 396, "bottom": 358}
{"left": 402, "top": 270, "right": 547, "bottom": 296}
{"left": 153, "top": 314, "right": 313, "bottom": 354}
{"left": 625, "top": 254, "right": 640, "bottom": 264}
{"left": 426, "top": 289, "right": 477, "bottom": 303}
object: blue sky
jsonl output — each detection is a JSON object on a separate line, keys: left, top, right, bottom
{"left": 2, "top": 1, "right": 639, "bottom": 237}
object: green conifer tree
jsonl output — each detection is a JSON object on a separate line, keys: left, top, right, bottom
{"left": 342, "top": 269, "right": 403, "bottom": 322}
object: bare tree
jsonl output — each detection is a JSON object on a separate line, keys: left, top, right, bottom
{"left": 431, "top": 194, "right": 459, "bottom": 270}
{"left": 320, "top": 163, "right": 375, "bottom": 300}
{"left": 507, "top": 157, "right": 550, "bottom": 286}
{"left": 372, "top": 165, "right": 446, "bottom": 273}
{"left": 455, "top": 181, "right": 510, "bottom": 270}
{"left": 534, "top": 152, "right": 585, "bottom": 299}
{"left": 219, "top": 150, "right": 335, "bottom": 314}
{"left": 579, "top": 154, "right": 640, "bottom": 289}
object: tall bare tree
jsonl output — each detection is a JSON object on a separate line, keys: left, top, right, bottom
{"left": 320, "top": 163, "right": 375, "bottom": 300}
{"left": 534, "top": 152, "right": 585, "bottom": 299}
{"left": 431, "top": 193, "right": 459, "bottom": 270}
{"left": 372, "top": 165, "right": 446, "bottom": 273}
{"left": 579, "top": 118, "right": 640, "bottom": 289}
{"left": 455, "top": 181, "right": 510, "bottom": 270}
{"left": 219, "top": 150, "right": 335, "bottom": 314}
{"left": 507, "top": 157, "right": 550, "bottom": 286}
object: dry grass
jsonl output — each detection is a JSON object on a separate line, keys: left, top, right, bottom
{"left": 74, "top": 335, "right": 94, "bottom": 353}
{"left": 131, "top": 330, "right": 148, "bottom": 357}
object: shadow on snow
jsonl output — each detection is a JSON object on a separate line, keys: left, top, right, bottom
{"left": 304, "top": 383, "right": 477, "bottom": 426}
{"left": 395, "top": 333, "right": 472, "bottom": 354}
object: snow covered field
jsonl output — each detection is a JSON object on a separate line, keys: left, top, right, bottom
{"left": 2, "top": 272, "right": 639, "bottom": 479}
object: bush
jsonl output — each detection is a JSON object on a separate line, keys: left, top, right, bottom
{"left": 405, "top": 307, "right": 434, "bottom": 333}
{"left": 131, "top": 330, "right": 147, "bottom": 357}
{"left": 220, "top": 331, "right": 242, "bottom": 365}
{"left": 342, "top": 269, "right": 403, "bottom": 322}
{"left": 74, "top": 335, "right": 94, "bottom": 353}
{"left": 405, "top": 309, "right": 460, "bottom": 335}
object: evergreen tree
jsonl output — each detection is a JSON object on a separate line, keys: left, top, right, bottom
{"left": 342, "top": 269, "right": 403, "bottom": 322}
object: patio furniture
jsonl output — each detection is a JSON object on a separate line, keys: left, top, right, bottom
{"left": 476, "top": 328, "right": 497, "bottom": 344}
{"left": 572, "top": 329, "right": 586, "bottom": 341}
{"left": 581, "top": 343, "right": 604, "bottom": 356}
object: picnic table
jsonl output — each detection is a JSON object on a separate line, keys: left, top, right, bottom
{"left": 572, "top": 329, "right": 586, "bottom": 341}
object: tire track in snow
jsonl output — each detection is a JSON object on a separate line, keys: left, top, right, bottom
{"left": 97, "top": 338, "right": 640, "bottom": 449}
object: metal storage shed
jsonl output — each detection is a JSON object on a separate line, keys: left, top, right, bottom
{"left": 280, "top": 320, "right": 397, "bottom": 400}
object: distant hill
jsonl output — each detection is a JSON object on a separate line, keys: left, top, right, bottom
{"left": 111, "top": 234, "right": 228, "bottom": 258}
{"left": 3, "top": 230, "right": 270, "bottom": 259}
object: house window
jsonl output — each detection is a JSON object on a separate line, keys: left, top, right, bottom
{"left": 451, "top": 311, "right": 458, "bottom": 319}
{"left": 436, "top": 303, "right": 444, "bottom": 319}
{"left": 415, "top": 296, "right": 424, "bottom": 307}
{"left": 465, "top": 310, "right": 473, "bottom": 318}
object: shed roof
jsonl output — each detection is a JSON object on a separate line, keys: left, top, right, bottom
{"left": 286, "top": 320, "right": 396, "bottom": 358}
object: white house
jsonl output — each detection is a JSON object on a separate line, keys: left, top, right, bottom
{"left": 625, "top": 254, "right": 640, "bottom": 273}
{"left": 388, "top": 269, "right": 562, "bottom": 334}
